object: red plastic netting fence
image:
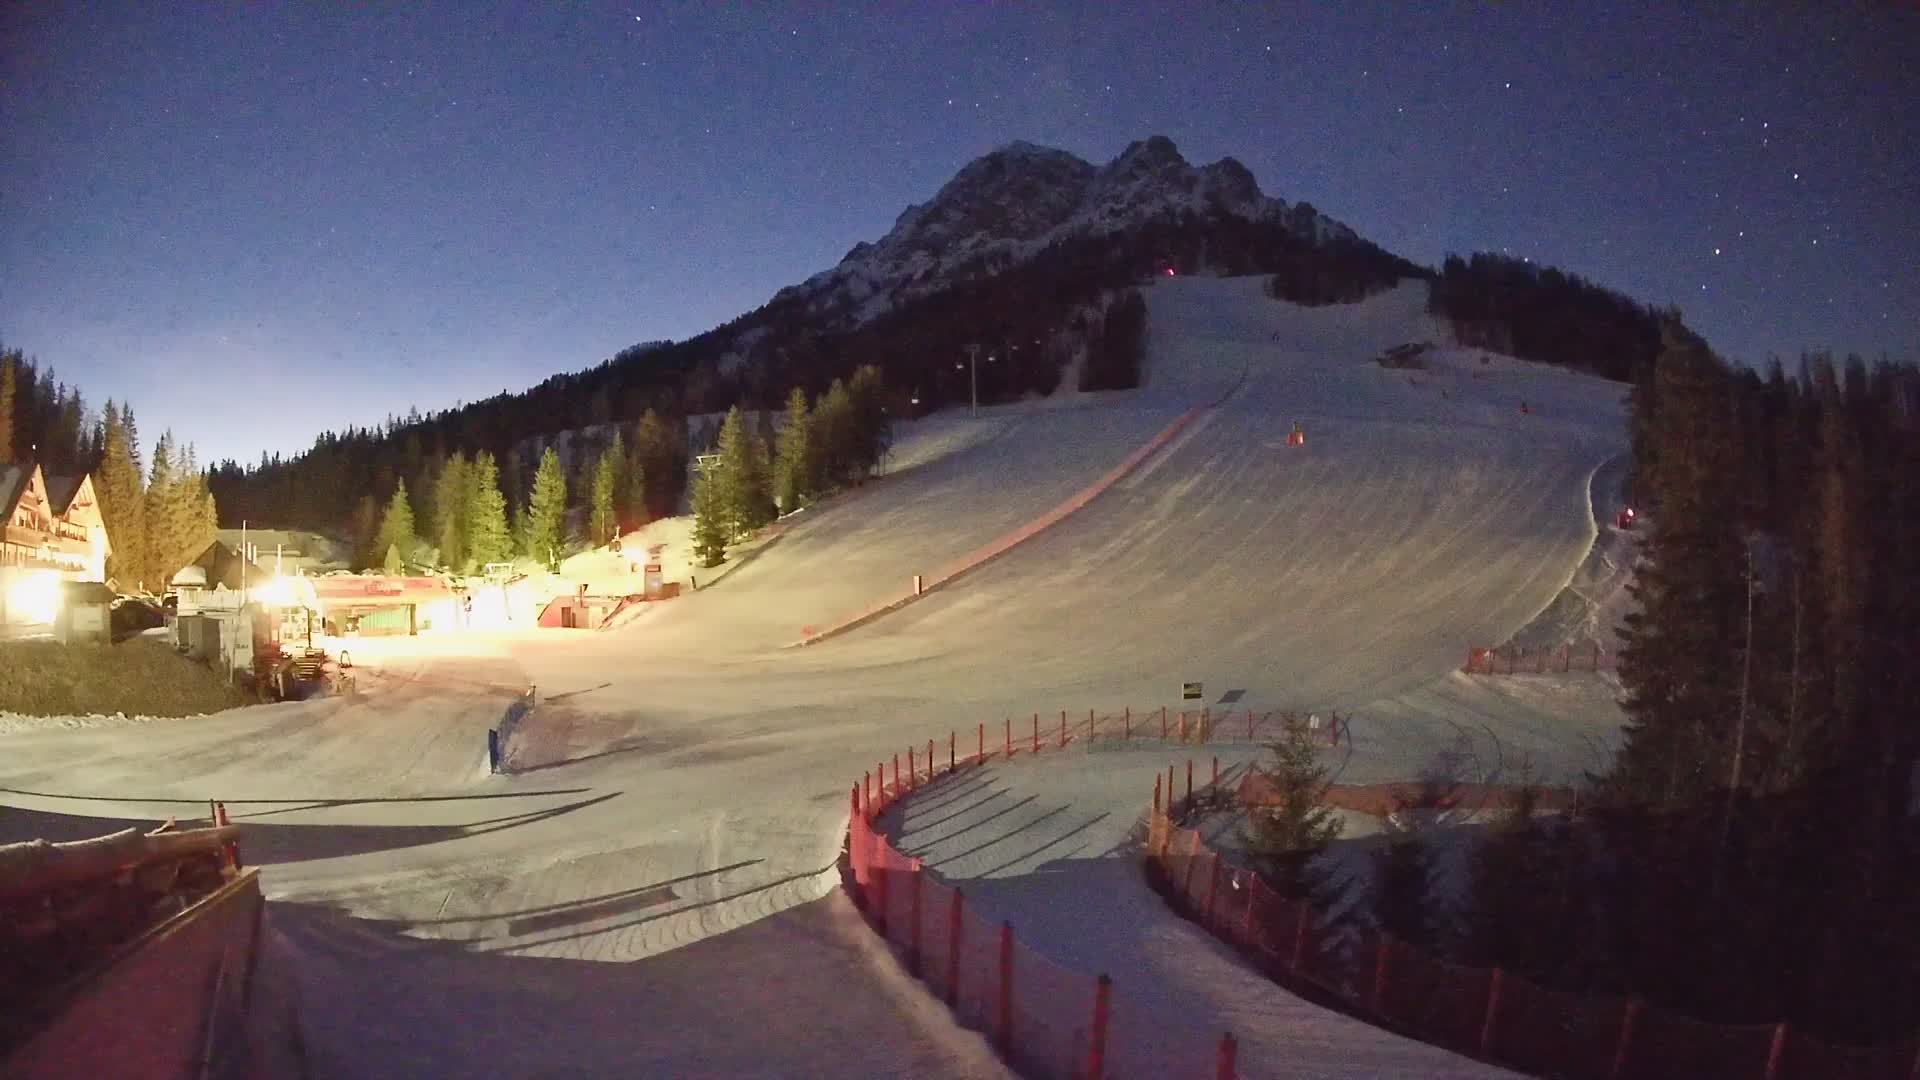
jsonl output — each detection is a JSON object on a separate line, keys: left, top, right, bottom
{"left": 849, "top": 749, "right": 1232, "bottom": 1078}
{"left": 1145, "top": 772, "right": 1920, "bottom": 1080}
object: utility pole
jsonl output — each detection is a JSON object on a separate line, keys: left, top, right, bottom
{"left": 962, "top": 344, "right": 981, "bottom": 417}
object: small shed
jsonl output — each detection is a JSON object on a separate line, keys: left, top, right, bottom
{"left": 54, "top": 581, "right": 116, "bottom": 645}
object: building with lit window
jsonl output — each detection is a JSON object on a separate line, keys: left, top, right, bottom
{"left": 1, "top": 462, "right": 112, "bottom": 625}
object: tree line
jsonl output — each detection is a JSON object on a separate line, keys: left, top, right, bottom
{"left": 692, "top": 367, "right": 892, "bottom": 567}
{"left": 1, "top": 346, "right": 97, "bottom": 471}
{"left": 344, "top": 407, "right": 691, "bottom": 574}
{"left": 3, "top": 348, "right": 220, "bottom": 593}
{"left": 1427, "top": 252, "right": 1666, "bottom": 383}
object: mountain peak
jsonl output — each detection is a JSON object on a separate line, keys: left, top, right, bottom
{"left": 773, "top": 136, "right": 1360, "bottom": 326}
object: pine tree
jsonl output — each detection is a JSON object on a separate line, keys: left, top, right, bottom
{"left": 466, "top": 452, "right": 512, "bottom": 568}
{"left": 601, "top": 429, "right": 627, "bottom": 531}
{"left": 1238, "top": 719, "right": 1344, "bottom": 900}
{"left": 434, "top": 452, "right": 470, "bottom": 572}
{"left": 590, "top": 441, "right": 620, "bottom": 545}
{"left": 810, "top": 379, "right": 855, "bottom": 488}
{"left": 95, "top": 401, "right": 147, "bottom": 587}
{"left": 524, "top": 446, "right": 568, "bottom": 567}
{"left": 1613, "top": 323, "right": 1748, "bottom": 806}
{"left": 373, "top": 479, "right": 418, "bottom": 569}
{"left": 631, "top": 409, "right": 680, "bottom": 518}
{"left": 714, "top": 406, "right": 773, "bottom": 539}
{"left": 847, "top": 364, "right": 893, "bottom": 478}
{"left": 774, "top": 387, "right": 813, "bottom": 512}
{"left": 1371, "top": 816, "right": 1438, "bottom": 950}
{"left": 349, "top": 494, "right": 379, "bottom": 570}
{"left": 0, "top": 350, "right": 15, "bottom": 464}
{"left": 690, "top": 458, "right": 727, "bottom": 568}
{"left": 143, "top": 433, "right": 181, "bottom": 586}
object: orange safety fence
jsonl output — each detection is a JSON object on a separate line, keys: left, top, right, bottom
{"left": 847, "top": 738, "right": 1231, "bottom": 1078}
{"left": 1145, "top": 768, "right": 1920, "bottom": 1080}
{"left": 1464, "top": 642, "right": 1613, "bottom": 675}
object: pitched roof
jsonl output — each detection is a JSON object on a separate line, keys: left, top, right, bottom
{"left": 43, "top": 474, "right": 83, "bottom": 516}
{"left": 0, "top": 464, "right": 26, "bottom": 519}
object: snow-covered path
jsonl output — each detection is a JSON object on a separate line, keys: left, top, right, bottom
{"left": 880, "top": 750, "right": 1521, "bottom": 1078}
{"left": 0, "top": 277, "right": 1625, "bottom": 1076}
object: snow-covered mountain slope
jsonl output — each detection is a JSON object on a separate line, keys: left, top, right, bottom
{"left": 773, "top": 136, "right": 1359, "bottom": 327}
{"left": 0, "top": 277, "right": 1628, "bottom": 1077}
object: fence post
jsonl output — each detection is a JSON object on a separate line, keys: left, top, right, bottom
{"left": 1370, "top": 935, "right": 1392, "bottom": 1016}
{"left": 1005, "top": 716, "right": 1012, "bottom": 759}
{"left": 1204, "top": 852, "right": 1222, "bottom": 928}
{"left": 950, "top": 731, "right": 956, "bottom": 773}
{"left": 1212, "top": 756, "right": 1219, "bottom": 787}
{"left": 893, "top": 753, "right": 900, "bottom": 794}
{"left": 947, "top": 888, "right": 964, "bottom": 1006}
{"left": 864, "top": 770, "right": 872, "bottom": 816}
{"left": 1243, "top": 875, "right": 1261, "bottom": 943}
{"left": 1087, "top": 974, "right": 1112, "bottom": 1080}
{"left": 1089, "top": 707, "right": 1096, "bottom": 743}
{"left": 1202, "top": 706, "right": 1211, "bottom": 742}
{"left": 1124, "top": 706, "right": 1131, "bottom": 741}
{"left": 1186, "top": 759, "right": 1193, "bottom": 803}
{"left": 908, "top": 746, "right": 916, "bottom": 790}
{"left": 873, "top": 832, "right": 890, "bottom": 936}
{"left": 1161, "top": 705, "right": 1168, "bottom": 739}
{"left": 1153, "top": 774, "right": 1162, "bottom": 816}
{"left": 1215, "top": 1031, "right": 1237, "bottom": 1079}
{"left": 876, "top": 761, "right": 885, "bottom": 805}
{"left": 998, "top": 922, "right": 1015, "bottom": 1057}
{"left": 1480, "top": 967, "right": 1504, "bottom": 1057}
{"left": 1032, "top": 712, "right": 1039, "bottom": 754}
{"left": 928, "top": 738, "right": 935, "bottom": 780}
{"left": 978, "top": 722, "right": 984, "bottom": 763}
{"left": 908, "top": 860, "right": 924, "bottom": 977}
{"left": 1764, "top": 1022, "right": 1788, "bottom": 1080}
{"left": 1168, "top": 765, "right": 1176, "bottom": 810}
{"left": 1609, "top": 998, "right": 1642, "bottom": 1080}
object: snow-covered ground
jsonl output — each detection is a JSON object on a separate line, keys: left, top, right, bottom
{"left": 878, "top": 750, "right": 1521, "bottom": 1078}
{"left": 0, "top": 276, "right": 1626, "bottom": 1076}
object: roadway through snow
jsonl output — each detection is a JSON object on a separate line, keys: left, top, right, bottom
{"left": 0, "top": 277, "right": 1626, "bottom": 1077}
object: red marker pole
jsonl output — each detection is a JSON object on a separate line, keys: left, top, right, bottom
{"left": 1031, "top": 713, "right": 1039, "bottom": 755}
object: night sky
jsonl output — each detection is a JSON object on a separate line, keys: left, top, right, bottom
{"left": 4, "top": 4, "right": 1915, "bottom": 465}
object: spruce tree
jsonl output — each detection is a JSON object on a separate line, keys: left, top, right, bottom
{"left": 96, "top": 401, "right": 147, "bottom": 587}
{"left": 1238, "top": 719, "right": 1344, "bottom": 900}
{"left": 1371, "top": 816, "right": 1438, "bottom": 950}
{"left": 466, "top": 452, "right": 512, "bottom": 569}
{"left": 1613, "top": 323, "right": 1747, "bottom": 806}
{"left": 810, "top": 379, "right": 855, "bottom": 488}
{"left": 847, "top": 364, "right": 893, "bottom": 476}
{"left": 774, "top": 387, "right": 813, "bottom": 512}
{"left": 434, "top": 452, "right": 469, "bottom": 572}
{"left": 524, "top": 446, "right": 568, "bottom": 568}
{"left": 143, "top": 433, "right": 180, "bottom": 586}
{"left": 631, "top": 410, "right": 675, "bottom": 518}
{"left": 590, "top": 442, "right": 620, "bottom": 545}
{"left": 0, "top": 350, "right": 14, "bottom": 464}
{"left": 690, "top": 459, "right": 727, "bottom": 568}
{"left": 373, "top": 479, "right": 418, "bottom": 569}
{"left": 714, "top": 406, "right": 773, "bottom": 539}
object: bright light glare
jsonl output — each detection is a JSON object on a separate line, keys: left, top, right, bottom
{"left": 7, "top": 571, "right": 61, "bottom": 624}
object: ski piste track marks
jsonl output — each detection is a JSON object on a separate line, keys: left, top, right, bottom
{"left": 0, "top": 277, "right": 1626, "bottom": 1077}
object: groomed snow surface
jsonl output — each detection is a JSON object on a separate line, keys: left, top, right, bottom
{"left": 0, "top": 276, "right": 1625, "bottom": 1077}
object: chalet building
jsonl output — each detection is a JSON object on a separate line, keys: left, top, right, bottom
{"left": 0, "top": 462, "right": 112, "bottom": 624}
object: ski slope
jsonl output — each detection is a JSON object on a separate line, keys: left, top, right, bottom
{"left": 0, "top": 276, "right": 1626, "bottom": 1077}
